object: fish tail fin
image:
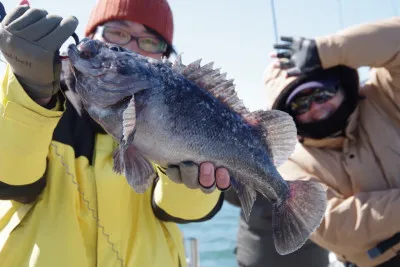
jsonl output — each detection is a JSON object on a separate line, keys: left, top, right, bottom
{"left": 272, "top": 180, "right": 327, "bottom": 255}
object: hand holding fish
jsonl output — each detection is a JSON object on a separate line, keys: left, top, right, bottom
{"left": 166, "top": 162, "right": 231, "bottom": 194}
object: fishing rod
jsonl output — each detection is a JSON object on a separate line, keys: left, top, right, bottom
{"left": 270, "top": 0, "right": 279, "bottom": 43}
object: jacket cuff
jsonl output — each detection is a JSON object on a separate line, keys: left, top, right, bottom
{"left": 152, "top": 188, "right": 224, "bottom": 223}
{"left": 315, "top": 36, "right": 343, "bottom": 69}
{"left": 151, "top": 172, "right": 225, "bottom": 223}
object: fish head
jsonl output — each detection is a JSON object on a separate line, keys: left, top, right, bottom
{"left": 67, "top": 38, "right": 154, "bottom": 108}
{"left": 66, "top": 38, "right": 159, "bottom": 140}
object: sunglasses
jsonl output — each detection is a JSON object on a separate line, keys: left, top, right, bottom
{"left": 288, "top": 85, "right": 340, "bottom": 115}
{"left": 97, "top": 26, "right": 168, "bottom": 54}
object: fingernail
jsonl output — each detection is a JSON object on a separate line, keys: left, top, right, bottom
{"left": 201, "top": 164, "right": 212, "bottom": 175}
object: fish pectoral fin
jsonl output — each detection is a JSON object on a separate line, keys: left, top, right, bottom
{"left": 247, "top": 110, "right": 297, "bottom": 167}
{"left": 112, "top": 147, "right": 124, "bottom": 174}
{"left": 113, "top": 144, "right": 156, "bottom": 194}
{"left": 272, "top": 180, "right": 327, "bottom": 255}
{"left": 230, "top": 176, "right": 257, "bottom": 221}
{"left": 122, "top": 96, "right": 136, "bottom": 144}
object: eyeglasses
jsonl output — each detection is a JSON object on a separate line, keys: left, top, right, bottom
{"left": 97, "top": 26, "right": 168, "bottom": 54}
{"left": 288, "top": 85, "right": 340, "bottom": 115}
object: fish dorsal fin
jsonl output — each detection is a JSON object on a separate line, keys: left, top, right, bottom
{"left": 170, "top": 54, "right": 251, "bottom": 117}
{"left": 249, "top": 110, "right": 297, "bottom": 167}
{"left": 168, "top": 55, "right": 296, "bottom": 165}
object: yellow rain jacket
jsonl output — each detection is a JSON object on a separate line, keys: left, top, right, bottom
{"left": 0, "top": 65, "right": 223, "bottom": 267}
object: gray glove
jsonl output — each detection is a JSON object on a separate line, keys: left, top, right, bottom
{"left": 0, "top": 5, "right": 78, "bottom": 99}
{"left": 166, "top": 162, "right": 216, "bottom": 194}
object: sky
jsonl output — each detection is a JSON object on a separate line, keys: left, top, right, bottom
{"left": 0, "top": 0, "right": 397, "bottom": 111}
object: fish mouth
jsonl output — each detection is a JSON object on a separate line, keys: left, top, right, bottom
{"left": 69, "top": 38, "right": 101, "bottom": 59}
{"left": 67, "top": 44, "right": 80, "bottom": 64}
{"left": 67, "top": 43, "right": 107, "bottom": 78}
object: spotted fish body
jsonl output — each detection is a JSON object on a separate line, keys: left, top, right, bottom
{"left": 67, "top": 39, "right": 327, "bottom": 255}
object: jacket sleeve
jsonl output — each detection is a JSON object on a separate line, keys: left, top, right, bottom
{"left": 278, "top": 160, "right": 400, "bottom": 256}
{"left": 315, "top": 17, "right": 400, "bottom": 72}
{"left": 151, "top": 166, "right": 224, "bottom": 223}
{"left": 0, "top": 65, "right": 64, "bottom": 186}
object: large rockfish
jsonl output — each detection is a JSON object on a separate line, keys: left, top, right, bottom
{"left": 66, "top": 39, "right": 327, "bottom": 255}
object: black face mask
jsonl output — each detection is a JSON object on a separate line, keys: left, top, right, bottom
{"left": 272, "top": 65, "right": 360, "bottom": 140}
{"left": 294, "top": 95, "right": 355, "bottom": 139}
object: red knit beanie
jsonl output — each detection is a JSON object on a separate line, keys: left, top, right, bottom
{"left": 85, "top": 0, "right": 174, "bottom": 44}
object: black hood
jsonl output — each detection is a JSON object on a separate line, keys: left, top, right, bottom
{"left": 272, "top": 65, "right": 360, "bottom": 139}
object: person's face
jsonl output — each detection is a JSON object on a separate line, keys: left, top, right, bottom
{"left": 290, "top": 87, "right": 345, "bottom": 124}
{"left": 92, "top": 20, "right": 167, "bottom": 60}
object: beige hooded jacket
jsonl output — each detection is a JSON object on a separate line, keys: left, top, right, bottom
{"left": 264, "top": 17, "right": 400, "bottom": 267}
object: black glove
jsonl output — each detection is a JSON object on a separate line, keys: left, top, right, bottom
{"left": 0, "top": 5, "right": 78, "bottom": 100}
{"left": 273, "top": 36, "right": 322, "bottom": 77}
